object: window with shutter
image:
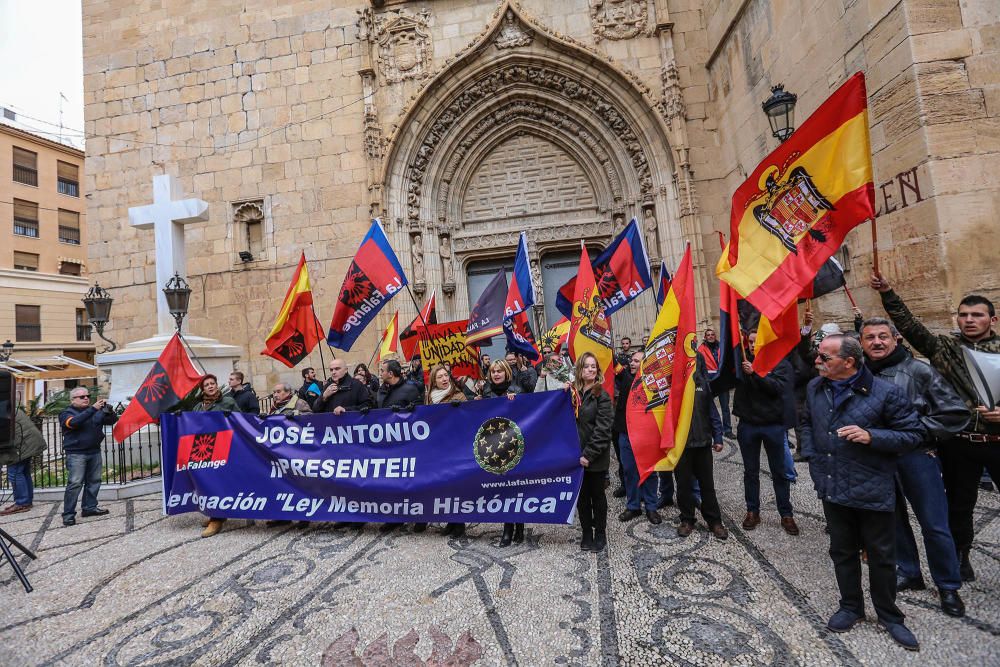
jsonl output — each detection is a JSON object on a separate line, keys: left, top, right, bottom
{"left": 57, "top": 161, "right": 80, "bottom": 197}
{"left": 12, "top": 147, "right": 38, "bottom": 186}
{"left": 58, "top": 209, "right": 81, "bottom": 244}
{"left": 60, "top": 261, "right": 82, "bottom": 276}
{"left": 15, "top": 305, "right": 41, "bottom": 342}
{"left": 13, "top": 251, "right": 39, "bottom": 271}
{"left": 76, "top": 308, "right": 91, "bottom": 341}
{"left": 13, "top": 199, "right": 39, "bottom": 237}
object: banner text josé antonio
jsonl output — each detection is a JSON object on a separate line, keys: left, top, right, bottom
{"left": 161, "top": 391, "right": 584, "bottom": 523}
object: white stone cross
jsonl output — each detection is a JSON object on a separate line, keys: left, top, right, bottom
{"left": 128, "top": 174, "right": 209, "bottom": 335}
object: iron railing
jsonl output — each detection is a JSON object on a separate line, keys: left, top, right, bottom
{"left": 58, "top": 178, "right": 79, "bottom": 197}
{"left": 1, "top": 395, "right": 275, "bottom": 490}
{"left": 13, "top": 165, "right": 37, "bottom": 186}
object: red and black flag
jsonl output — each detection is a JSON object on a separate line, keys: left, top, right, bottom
{"left": 798, "top": 256, "right": 847, "bottom": 300}
{"left": 399, "top": 289, "right": 437, "bottom": 361}
{"left": 261, "top": 252, "right": 324, "bottom": 367}
{"left": 113, "top": 333, "right": 203, "bottom": 443}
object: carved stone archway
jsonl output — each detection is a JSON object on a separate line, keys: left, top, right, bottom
{"left": 381, "top": 3, "right": 684, "bottom": 341}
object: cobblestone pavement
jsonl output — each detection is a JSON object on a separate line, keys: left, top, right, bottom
{"left": 2, "top": 440, "right": 998, "bottom": 666}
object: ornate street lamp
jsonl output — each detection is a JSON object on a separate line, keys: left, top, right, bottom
{"left": 762, "top": 84, "right": 798, "bottom": 142}
{"left": 162, "top": 272, "right": 192, "bottom": 332}
{"left": 0, "top": 339, "right": 13, "bottom": 362}
{"left": 82, "top": 283, "right": 117, "bottom": 352}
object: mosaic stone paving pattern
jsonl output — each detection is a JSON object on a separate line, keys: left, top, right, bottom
{"left": 2, "top": 439, "right": 998, "bottom": 666}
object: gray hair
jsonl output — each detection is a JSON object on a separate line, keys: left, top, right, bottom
{"left": 860, "top": 317, "right": 899, "bottom": 337}
{"left": 826, "top": 334, "right": 864, "bottom": 366}
{"left": 273, "top": 382, "right": 292, "bottom": 394}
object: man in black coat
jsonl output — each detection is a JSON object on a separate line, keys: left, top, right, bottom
{"left": 376, "top": 359, "right": 421, "bottom": 410}
{"left": 228, "top": 372, "right": 260, "bottom": 415}
{"left": 733, "top": 333, "right": 799, "bottom": 535}
{"left": 312, "top": 359, "right": 373, "bottom": 414}
{"left": 59, "top": 388, "right": 118, "bottom": 526}
{"left": 860, "top": 318, "right": 970, "bottom": 617}
{"left": 801, "top": 334, "right": 924, "bottom": 650}
{"left": 676, "top": 358, "right": 727, "bottom": 539}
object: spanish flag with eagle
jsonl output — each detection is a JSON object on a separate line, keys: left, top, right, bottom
{"left": 627, "top": 244, "right": 698, "bottom": 483}
{"left": 567, "top": 242, "right": 615, "bottom": 396}
{"left": 261, "top": 252, "right": 324, "bottom": 367}
{"left": 717, "top": 72, "right": 875, "bottom": 320}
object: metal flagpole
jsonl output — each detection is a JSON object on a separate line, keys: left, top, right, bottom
{"left": 308, "top": 302, "right": 331, "bottom": 381}
{"left": 177, "top": 331, "right": 208, "bottom": 375}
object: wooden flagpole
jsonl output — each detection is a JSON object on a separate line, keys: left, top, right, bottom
{"left": 870, "top": 217, "right": 881, "bottom": 278}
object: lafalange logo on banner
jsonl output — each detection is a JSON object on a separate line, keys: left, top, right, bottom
{"left": 176, "top": 429, "right": 235, "bottom": 471}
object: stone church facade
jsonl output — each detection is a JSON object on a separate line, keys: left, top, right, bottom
{"left": 81, "top": 0, "right": 999, "bottom": 387}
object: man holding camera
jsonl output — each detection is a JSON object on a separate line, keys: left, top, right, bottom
{"left": 59, "top": 388, "right": 118, "bottom": 526}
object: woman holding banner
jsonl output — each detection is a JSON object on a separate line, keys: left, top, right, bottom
{"left": 426, "top": 364, "right": 468, "bottom": 538}
{"left": 480, "top": 360, "right": 525, "bottom": 547}
{"left": 573, "top": 352, "right": 613, "bottom": 552}
{"left": 193, "top": 374, "right": 241, "bottom": 538}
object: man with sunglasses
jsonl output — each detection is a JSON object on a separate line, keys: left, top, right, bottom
{"left": 800, "top": 334, "right": 924, "bottom": 650}
{"left": 59, "top": 388, "right": 119, "bottom": 526}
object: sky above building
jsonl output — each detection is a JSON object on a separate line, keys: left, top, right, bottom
{"left": 0, "top": 0, "right": 85, "bottom": 149}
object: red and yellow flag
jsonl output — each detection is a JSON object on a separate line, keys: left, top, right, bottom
{"left": 627, "top": 244, "right": 698, "bottom": 482}
{"left": 750, "top": 301, "right": 800, "bottom": 377}
{"left": 717, "top": 72, "right": 875, "bottom": 320}
{"left": 375, "top": 311, "right": 399, "bottom": 364}
{"left": 539, "top": 317, "right": 570, "bottom": 354}
{"left": 261, "top": 253, "right": 324, "bottom": 367}
{"left": 568, "top": 242, "right": 614, "bottom": 395}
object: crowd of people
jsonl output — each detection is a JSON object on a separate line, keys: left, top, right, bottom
{"left": 2, "top": 275, "right": 997, "bottom": 653}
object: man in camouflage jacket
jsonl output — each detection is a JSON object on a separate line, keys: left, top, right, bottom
{"left": 871, "top": 274, "right": 1000, "bottom": 582}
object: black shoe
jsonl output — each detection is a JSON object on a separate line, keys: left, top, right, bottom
{"left": 826, "top": 608, "right": 863, "bottom": 633}
{"left": 646, "top": 510, "right": 662, "bottom": 525}
{"left": 959, "top": 548, "right": 976, "bottom": 582}
{"left": 580, "top": 528, "right": 594, "bottom": 551}
{"left": 590, "top": 530, "right": 607, "bottom": 552}
{"left": 499, "top": 524, "right": 514, "bottom": 548}
{"left": 266, "top": 519, "right": 292, "bottom": 527}
{"left": 413, "top": 522, "right": 428, "bottom": 533}
{"left": 81, "top": 508, "right": 110, "bottom": 517}
{"left": 677, "top": 522, "right": 695, "bottom": 538}
{"left": 451, "top": 523, "right": 466, "bottom": 538}
{"left": 512, "top": 524, "right": 524, "bottom": 544}
{"left": 896, "top": 574, "right": 926, "bottom": 592}
{"left": 724, "top": 430, "right": 736, "bottom": 439}
{"left": 939, "top": 589, "right": 965, "bottom": 618}
{"left": 612, "top": 486, "right": 626, "bottom": 498}
{"left": 296, "top": 521, "right": 310, "bottom": 529}
{"left": 656, "top": 496, "right": 674, "bottom": 510}
{"left": 880, "top": 621, "right": 919, "bottom": 651}
{"left": 442, "top": 523, "right": 456, "bottom": 536}
{"left": 379, "top": 523, "right": 400, "bottom": 534}
{"left": 62, "top": 516, "right": 76, "bottom": 526}
{"left": 618, "top": 509, "right": 642, "bottom": 522}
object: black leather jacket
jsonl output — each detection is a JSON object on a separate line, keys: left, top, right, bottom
{"left": 866, "top": 348, "right": 969, "bottom": 445}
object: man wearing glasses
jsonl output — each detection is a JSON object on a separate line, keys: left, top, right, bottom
{"left": 59, "top": 388, "right": 119, "bottom": 526}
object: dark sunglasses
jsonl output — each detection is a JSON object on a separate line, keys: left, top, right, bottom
{"left": 815, "top": 351, "right": 835, "bottom": 362}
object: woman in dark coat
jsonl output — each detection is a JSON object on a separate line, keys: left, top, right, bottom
{"left": 479, "top": 360, "right": 524, "bottom": 547}
{"left": 193, "top": 374, "right": 241, "bottom": 538}
{"left": 353, "top": 363, "right": 379, "bottom": 395}
{"left": 426, "top": 364, "right": 469, "bottom": 537}
{"left": 573, "top": 352, "right": 614, "bottom": 552}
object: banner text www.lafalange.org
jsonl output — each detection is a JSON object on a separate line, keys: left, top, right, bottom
{"left": 481, "top": 475, "right": 574, "bottom": 489}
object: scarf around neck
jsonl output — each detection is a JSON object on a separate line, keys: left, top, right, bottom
{"left": 430, "top": 387, "right": 452, "bottom": 404}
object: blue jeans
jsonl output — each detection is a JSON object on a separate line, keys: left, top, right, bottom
{"left": 895, "top": 450, "right": 962, "bottom": 591}
{"left": 783, "top": 432, "right": 797, "bottom": 483}
{"left": 658, "top": 471, "right": 675, "bottom": 504}
{"left": 63, "top": 451, "right": 102, "bottom": 519}
{"left": 717, "top": 390, "right": 732, "bottom": 433}
{"left": 618, "top": 433, "right": 658, "bottom": 511}
{"left": 7, "top": 459, "right": 33, "bottom": 506}
{"left": 737, "top": 423, "right": 793, "bottom": 517}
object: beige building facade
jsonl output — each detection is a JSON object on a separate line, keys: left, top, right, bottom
{"left": 80, "top": 0, "right": 1000, "bottom": 389}
{"left": 0, "top": 123, "right": 96, "bottom": 402}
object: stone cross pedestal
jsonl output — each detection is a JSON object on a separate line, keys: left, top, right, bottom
{"left": 128, "top": 174, "right": 209, "bottom": 335}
